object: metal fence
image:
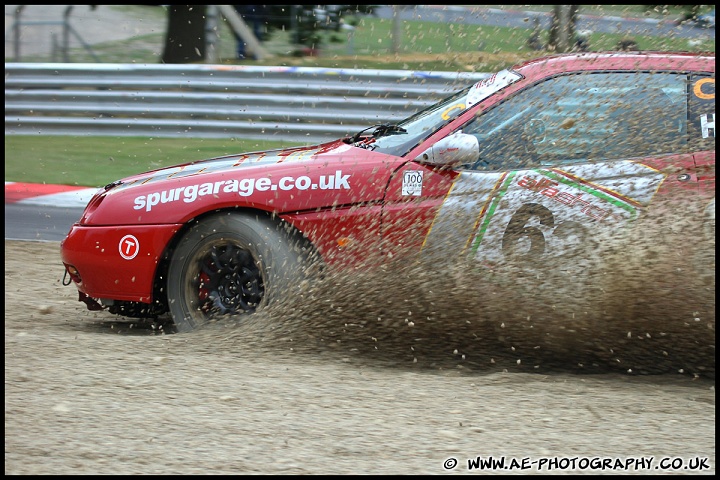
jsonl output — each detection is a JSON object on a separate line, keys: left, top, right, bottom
{"left": 5, "top": 63, "right": 489, "bottom": 144}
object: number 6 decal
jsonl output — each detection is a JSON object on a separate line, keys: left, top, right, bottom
{"left": 502, "top": 203, "right": 554, "bottom": 261}
{"left": 502, "top": 203, "right": 589, "bottom": 261}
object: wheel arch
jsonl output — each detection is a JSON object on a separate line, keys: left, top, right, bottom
{"left": 150, "top": 206, "right": 321, "bottom": 308}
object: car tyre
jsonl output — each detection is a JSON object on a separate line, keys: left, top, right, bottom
{"left": 167, "top": 212, "right": 314, "bottom": 333}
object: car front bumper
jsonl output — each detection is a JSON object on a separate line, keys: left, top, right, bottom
{"left": 60, "top": 223, "right": 182, "bottom": 303}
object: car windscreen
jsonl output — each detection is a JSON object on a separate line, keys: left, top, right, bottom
{"left": 365, "top": 69, "right": 523, "bottom": 157}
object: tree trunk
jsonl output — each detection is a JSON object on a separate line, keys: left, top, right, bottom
{"left": 548, "top": 5, "right": 577, "bottom": 53}
{"left": 161, "top": 5, "right": 207, "bottom": 64}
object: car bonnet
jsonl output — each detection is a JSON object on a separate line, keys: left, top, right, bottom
{"left": 107, "top": 140, "right": 350, "bottom": 193}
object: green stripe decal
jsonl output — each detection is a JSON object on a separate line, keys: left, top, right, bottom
{"left": 471, "top": 172, "right": 516, "bottom": 254}
{"left": 537, "top": 169, "right": 638, "bottom": 217}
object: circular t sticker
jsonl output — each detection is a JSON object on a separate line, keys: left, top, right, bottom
{"left": 119, "top": 235, "right": 140, "bottom": 260}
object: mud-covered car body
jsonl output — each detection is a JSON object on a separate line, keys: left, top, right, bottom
{"left": 61, "top": 52, "right": 715, "bottom": 331}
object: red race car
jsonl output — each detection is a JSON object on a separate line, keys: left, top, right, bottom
{"left": 61, "top": 52, "right": 715, "bottom": 333}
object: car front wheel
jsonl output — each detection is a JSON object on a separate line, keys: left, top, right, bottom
{"left": 167, "top": 212, "right": 314, "bottom": 333}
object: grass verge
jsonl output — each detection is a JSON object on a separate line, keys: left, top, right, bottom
{"left": 4, "top": 136, "right": 305, "bottom": 187}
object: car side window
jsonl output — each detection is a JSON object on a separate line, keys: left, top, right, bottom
{"left": 458, "top": 72, "right": 689, "bottom": 171}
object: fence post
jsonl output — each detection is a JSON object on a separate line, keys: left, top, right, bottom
{"left": 392, "top": 6, "right": 401, "bottom": 54}
{"left": 343, "top": 23, "right": 356, "bottom": 55}
{"left": 62, "top": 6, "right": 73, "bottom": 62}
{"left": 13, "top": 6, "right": 25, "bottom": 62}
{"left": 205, "top": 5, "right": 219, "bottom": 63}
{"left": 217, "top": 4, "right": 272, "bottom": 60}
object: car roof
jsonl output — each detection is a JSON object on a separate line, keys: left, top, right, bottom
{"left": 511, "top": 51, "right": 716, "bottom": 79}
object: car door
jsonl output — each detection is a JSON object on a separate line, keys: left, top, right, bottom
{"left": 384, "top": 70, "right": 697, "bottom": 275}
